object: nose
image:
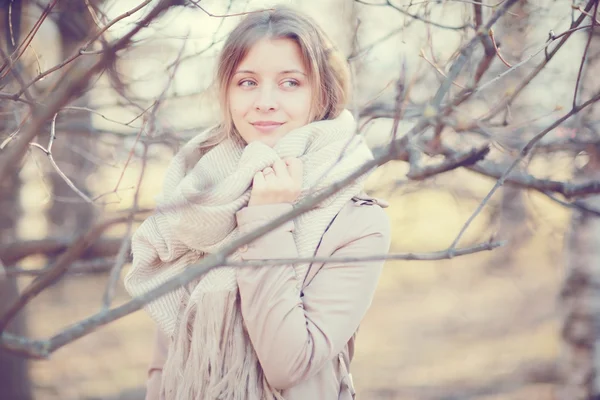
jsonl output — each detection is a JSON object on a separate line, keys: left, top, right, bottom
{"left": 254, "top": 86, "right": 278, "bottom": 112}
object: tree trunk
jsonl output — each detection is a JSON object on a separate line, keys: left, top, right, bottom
{"left": 559, "top": 148, "right": 600, "bottom": 400}
{"left": 0, "top": 2, "right": 34, "bottom": 398}
{"left": 0, "top": 173, "right": 32, "bottom": 400}
{"left": 490, "top": 0, "right": 532, "bottom": 268}
{"left": 47, "top": 0, "right": 98, "bottom": 237}
{"left": 559, "top": 18, "right": 600, "bottom": 400}
{"left": 43, "top": 1, "right": 98, "bottom": 308}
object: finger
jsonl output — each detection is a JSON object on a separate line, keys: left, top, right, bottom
{"left": 284, "top": 157, "right": 303, "bottom": 184}
{"left": 272, "top": 159, "right": 289, "bottom": 178}
{"left": 262, "top": 166, "right": 274, "bottom": 175}
{"left": 262, "top": 167, "right": 275, "bottom": 181}
{"left": 253, "top": 171, "right": 265, "bottom": 188}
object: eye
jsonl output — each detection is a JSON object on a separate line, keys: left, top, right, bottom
{"left": 238, "top": 79, "right": 257, "bottom": 87}
{"left": 281, "top": 80, "right": 299, "bottom": 88}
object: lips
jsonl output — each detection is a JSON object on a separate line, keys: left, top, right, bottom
{"left": 251, "top": 121, "right": 284, "bottom": 133}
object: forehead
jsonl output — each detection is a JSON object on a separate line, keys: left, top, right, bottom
{"left": 236, "top": 38, "right": 308, "bottom": 73}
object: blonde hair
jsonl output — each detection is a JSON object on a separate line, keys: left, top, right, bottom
{"left": 204, "top": 6, "right": 351, "bottom": 147}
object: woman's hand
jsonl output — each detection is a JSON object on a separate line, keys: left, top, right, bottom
{"left": 248, "top": 158, "right": 303, "bottom": 206}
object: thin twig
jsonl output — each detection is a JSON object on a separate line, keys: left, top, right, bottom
{"left": 541, "top": 191, "right": 600, "bottom": 218}
{"left": 188, "top": 1, "right": 274, "bottom": 18}
{"left": 469, "top": 35, "right": 551, "bottom": 96}
{"left": 447, "top": 0, "right": 512, "bottom": 8}
{"left": 84, "top": 0, "right": 105, "bottom": 29}
{"left": 419, "top": 49, "right": 466, "bottom": 89}
{"left": 489, "top": 28, "right": 512, "bottom": 67}
{"left": 391, "top": 62, "right": 409, "bottom": 146}
{"left": 430, "top": 0, "right": 520, "bottom": 109}
{"left": 29, "top": 115, "right": 95, "bottom": 205}
{"left": 0, "top": 44, "right": 35, "bottom": 105}
{"left": 8, "top": 1, "right": 16, "bottom": 47}
{"left": 102, "top": 143, "right": 148, "bottom": 309}
{"left": 0, "top": 92, "right": 36, "bottom": 106}
{"left": 63, "top": 104, "right": 153, "bottom": 128}
{"left": 355, "top": 0, "right": 473, "bottom": 30}
{"left": 0, "top": 236, "right": 129, "bottom": 266}
{"left": 180, "top": 241, "right": 507, "bottom": 267}
{"left": 0, "top": 0, "right": 57, "bottom": 79}
{"left": 572, "top": 3, "right": 600, "bottom": 24}
{"left": 6, "top": 240, "right": 504, "bottom": 279}
{"left": 573, "top": 0, "right": 598, "bottom": 109}
{"left": 349, "top": 25, "right": 405, "bottom": 61}
{"left": 4, "top": 259, "right": 117, "bottom": 278}
{"left": 101, "top": 223, "right": 133, "bottom": 310}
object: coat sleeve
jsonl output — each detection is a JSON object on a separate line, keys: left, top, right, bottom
{"left": 235, "top": 203, "right": 391, "bottom": 390}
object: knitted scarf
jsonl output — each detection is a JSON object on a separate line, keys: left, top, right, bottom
{"left": 124, "top": 110, "right": 374, "bottom": 399}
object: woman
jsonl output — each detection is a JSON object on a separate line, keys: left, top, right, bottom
{"left": 125, "top": 6, "right": 391, "bottom": 400}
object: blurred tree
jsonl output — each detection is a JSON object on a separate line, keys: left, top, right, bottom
{"left": 559, "top": 18, "right": 600, "bottom": 400}
{"left": 45, "top": 0, "right": 100, "bottom": 236}
{"left": 43, "top": 0, "right": 101, "bottom": 309}
{"left": 0, "top": 0, "right": 103, "bottom": 396}
{"left": 491, "top": 0, "right": 532, "bottom": 268}
{"left": 0, "top": 1, "right": 34, "bottom": 398}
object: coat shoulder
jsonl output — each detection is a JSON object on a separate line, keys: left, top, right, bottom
{"left": 333, "top": 194, "right": 391, "bottom": 245}
{"left": 303, "top": 194, "right": 391, "bottom": 287}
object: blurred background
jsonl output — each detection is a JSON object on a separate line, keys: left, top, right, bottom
{"left": 1, "top": 0, "right": 599, "bottom": 399}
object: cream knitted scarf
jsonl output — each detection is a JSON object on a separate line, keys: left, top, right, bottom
{"left": 124, "top": 110, "right": 374, "bottom": 399}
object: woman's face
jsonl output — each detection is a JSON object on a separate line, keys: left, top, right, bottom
{"left": 228, "top": 38, "right": 314, "bottom": 147}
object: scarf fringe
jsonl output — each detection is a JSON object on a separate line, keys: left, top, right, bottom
{"left": 161, "top": 290, "right": 284, "bottom": 400}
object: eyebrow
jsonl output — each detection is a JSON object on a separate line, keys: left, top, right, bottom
{"left": 233, "top": 69, "right": 307, "bottom": 76}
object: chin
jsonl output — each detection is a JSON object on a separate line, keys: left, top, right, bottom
{"left": 243, "top": 136, "right": 275, "bottom": 147}
{"left": 260, "top": 137, "right": 279, "bottom": 148}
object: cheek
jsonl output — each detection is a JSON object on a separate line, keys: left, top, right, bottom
{"left": 228, "top": 90, "right": 251, "bottom": 116}
{"left": 298, "top": 92, "right": 313, "bottom": 122}
{"left": 285, "top": 90, "right": 312, "bottom": 119}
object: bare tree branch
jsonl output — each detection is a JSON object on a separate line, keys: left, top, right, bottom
{"left": 407, "top": 144, "right": 490, "bottom": 180}
{"left": 0, "top": 235, "right": 503, "bottom": 359}
{"left": 573, "top": 0, "right": 599, "bottom": 108}
{"left": 3, "top": 258, "right": 116, "bottom": 278}
{"left": 15, "top": 0, "right": 155, "bottom": 96}
{"left": 0, "top": 0, "right": 177, "bottom": 183}
{"left": 355, "top": 0, "right": 473, "bottom": 31}
{"left": 0, "top": 237, "right": 128, "bottom": 266}
{"left": 29, "top": 114, "right": 95, "bottom": 204}
{"left": 481, "top": 0, "right": 597, "bottom": 121}
{"left": 449, "top": 89, "right": 600, "bottom": 251}
{"left": 0, "top": 216, "right": 130, "bottom": 334}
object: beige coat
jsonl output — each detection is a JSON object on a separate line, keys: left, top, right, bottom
{"left": 145, "top": 195, "right": 391, "bottom": 400}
